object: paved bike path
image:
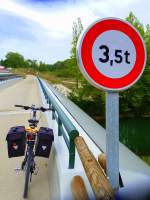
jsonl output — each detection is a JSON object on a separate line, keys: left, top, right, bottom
{"left": 0, "top": 76, "right": 50, "bottom": 200}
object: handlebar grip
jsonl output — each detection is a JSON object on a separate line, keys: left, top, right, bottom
{"left": 14, "top": 105, "right": 30, "bottom": 110}
{"left": 14, "top": 105, "right": 24, "bottom": 108}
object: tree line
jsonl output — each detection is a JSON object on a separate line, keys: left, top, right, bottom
{"left": 0, "top": 52, "right": 51, "bottom": 72}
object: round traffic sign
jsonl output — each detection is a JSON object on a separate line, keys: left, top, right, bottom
{"left": 77, "top": 18, "right": 146, "bottom": 91}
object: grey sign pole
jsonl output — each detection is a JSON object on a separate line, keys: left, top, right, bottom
{"left": 106, "top": 92, "right": 119, "bottom": 190}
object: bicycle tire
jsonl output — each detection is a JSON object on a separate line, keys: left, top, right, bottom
{"left": 23, "top": 152, "right": 32, "bottom": 198}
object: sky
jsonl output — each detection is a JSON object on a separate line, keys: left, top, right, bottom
{"left": 0, "top": 0, "right": 149, "bottom": 64}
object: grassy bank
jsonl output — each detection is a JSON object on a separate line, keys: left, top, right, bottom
{"left": 12, "top": 68, "right": 76, "bottom": 87}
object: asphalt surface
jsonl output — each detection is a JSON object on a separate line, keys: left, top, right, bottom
{"left": 0, "top": 75, "right": 50, "bottom": 200}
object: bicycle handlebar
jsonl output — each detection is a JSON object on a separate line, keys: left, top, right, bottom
{"left": 14, "top": 104, "right": 53, "bottom": 112}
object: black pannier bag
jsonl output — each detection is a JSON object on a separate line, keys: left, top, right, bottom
{"left": 35, "top": 127, "right": 54, "bottom": 158}
{"left": 6, "top": 126, "right": 26, "bottom": 158}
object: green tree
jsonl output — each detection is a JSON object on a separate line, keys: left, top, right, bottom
{"left": 126, "top": 12, "right": 145, "bottom": 37}
{"left": 145, "top": 24, "right": 150, "bottom": 66}
{"left": 1, "top": 52, "right": 51, "bottom": 72}
{"left": 2, "top": 52, "right": 25, "bottom": 68}
{"left": 119, "top": 12, "right": 150, "bottom": 116}
{"left": 70, "top": 17, "right": 83, "bottom": 59}
{"left": 70, "top": 17, "right": 83, "bottom": 88}
{"left": 69, "top": 18, "right": 106, "bottom": 117}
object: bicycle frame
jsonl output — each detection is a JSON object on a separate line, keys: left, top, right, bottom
{"left": 22, "top": 107, "right": 39, "bottom": 198}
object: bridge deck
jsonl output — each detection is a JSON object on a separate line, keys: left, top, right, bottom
{"left": 0, "top": 76, "right": 50, "bottom": 200}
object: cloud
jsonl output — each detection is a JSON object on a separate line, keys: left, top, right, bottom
{"left": 0, "top": 10, "right": 37, "bottom": 41}
{"left": 0, "top": 0, "right": 73, "bottom": 63}
{"left": 0, "top": 0, "right": 149, "bottom": 63}
{"left": 0, "top": 0, "right": 77, "bottom": 35}
{"left": 0, "top": 10, "right": 71, "bottom": 63}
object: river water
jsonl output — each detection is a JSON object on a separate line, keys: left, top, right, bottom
{"left": 100, "top": 117, "right": 150, "bottom": 156}
{"left": 120, "top": 117, "right": 150, "bottom": 156}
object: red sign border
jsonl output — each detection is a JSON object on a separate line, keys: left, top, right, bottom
{"left": 77, "top": 18, "right": 146, "bottom": 91}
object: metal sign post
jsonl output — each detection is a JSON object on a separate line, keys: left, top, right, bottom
{"left": 106, "top": 92, "right": 119, "bottom": 189}
{"left": 77, "top": 17, "right": 146, "bottom": 190}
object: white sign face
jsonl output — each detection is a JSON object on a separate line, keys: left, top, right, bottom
{"left": 92, "top": 30, "right": 136, "bottom": 78}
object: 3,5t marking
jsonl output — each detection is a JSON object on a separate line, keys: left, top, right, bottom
{"left": 99, "top": 45, "right": 130, "bottom": 66}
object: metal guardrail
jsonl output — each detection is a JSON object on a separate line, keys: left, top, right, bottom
{"left": 0, "top": 77, "right": 22, "bottom": 86}
{"left": 38, "top": 78, "right": 79, "bottom": 169}
{"left": 0, "top": 74, "right": 22, "bottom": 81}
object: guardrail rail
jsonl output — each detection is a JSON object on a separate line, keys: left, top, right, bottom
{"left": 38, "top": 78, "right": 79, "bottom": 169}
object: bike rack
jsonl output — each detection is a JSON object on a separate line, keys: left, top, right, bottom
{"left": 38, "top": 78, "right": 79, "bottom": 169}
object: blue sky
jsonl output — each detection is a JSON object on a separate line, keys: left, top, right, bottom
{"left": 0, "top": 0, "right": 149, "bottom": 64}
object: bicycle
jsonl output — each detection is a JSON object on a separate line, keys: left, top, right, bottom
{"left": 14, "top": 104, "right": 53, "bottom": 198}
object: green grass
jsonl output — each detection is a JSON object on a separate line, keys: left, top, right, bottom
{"left": 11, "top": 68, "right": 76, "bottom": 87}
{"left": 12, "top": 68, "right": 36, "bottom": 77}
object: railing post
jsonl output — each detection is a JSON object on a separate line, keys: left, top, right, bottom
{"left": 44, "top": 91, "right": 46, "bottom": 98}
{"left": 52, "top": 106, "right": 55, "bottom": 120}
{"left": 46, "top": 96, "right": 49, "bottom": 104}
{"left": 58, "top": 118, "right": 62, "bottom": 136}
{"left": 69, "top": 130, "right": 79, "bottom": 169}
{"left": 45, "top": 93, "right": 48, "bottom": 103}
{"left": 48, "top": 99, "right": 51, "bottom": 108}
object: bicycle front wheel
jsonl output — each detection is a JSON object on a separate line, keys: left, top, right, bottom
{"left": 23, "top": 152, "right": 32, "bottom": 198}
